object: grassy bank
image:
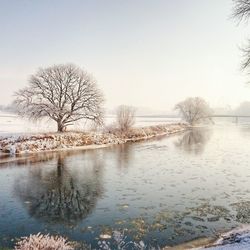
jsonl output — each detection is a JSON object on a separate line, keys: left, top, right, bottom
{"left": 0, "top": 123, "right": 188, "bottom": 155}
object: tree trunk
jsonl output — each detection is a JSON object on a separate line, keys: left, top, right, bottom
{"left": 57, "top": 156, "right": 64, "bottom": 177}
{"left": 57, "top": 121, "right": 64, "bottom": 132}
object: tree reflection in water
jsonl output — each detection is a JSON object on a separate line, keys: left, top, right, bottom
{"left": 240, "top": 124, "right": 250, "bottom": 138}
{"left": 115, "top": 143, "right": 133, "bottom": 169}
{"left": 103, "top": 142, "right": 134, "bottom": 170}
{"left": 14, "top": 150, "right": 104, "bottom": 225}
{"left": 175, "top": 127, "right": 212, "bottom": 154}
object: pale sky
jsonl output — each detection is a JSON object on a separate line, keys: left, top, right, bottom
{"left": 0, "top": 0, "right": 250, "bottom": 111}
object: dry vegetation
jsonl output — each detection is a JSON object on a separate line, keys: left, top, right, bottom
{"left": 14, "top": 233, "right": 74, "bottom": 250}
{"left": 116, "top": 105, "right": 136, "bottom": 133}
{"left": 0, "top": 123, "right": 187, "bottom": 155}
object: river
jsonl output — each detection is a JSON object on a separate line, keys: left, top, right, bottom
{"left": 0, "top": 121, "right": 250, "bottom": 249}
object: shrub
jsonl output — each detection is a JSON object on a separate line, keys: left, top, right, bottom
{"left": 14, "top": 233, "right": 74, "bottom": 250}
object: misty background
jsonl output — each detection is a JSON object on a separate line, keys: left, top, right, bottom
{"left": 0, "top": 0, "right": 249, "bottom": 115}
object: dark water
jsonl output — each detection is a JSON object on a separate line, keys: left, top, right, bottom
{"left": 1, "top": 123, "right": 250, "bottom": 248}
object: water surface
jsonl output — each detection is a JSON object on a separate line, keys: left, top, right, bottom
{"left": 1, "top": 123, "right": 250, "bottom": 248}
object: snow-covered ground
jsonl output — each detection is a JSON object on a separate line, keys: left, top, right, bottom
{"left": 165, "top": 226, "right": 250, "bottom": 249}
{"left": 178, "top": 226, "right": 250, "bottom": 250}
{"left": 0, "top": 111, "right": 56, "bottom": 136}
{"left": 0, "top": 110, "right": 186, "bottom": 155}
{"left": 203, "top": 226, "right": 250, "bottom": 250}
{"left": 0, "top": 111, "right": 180, "bottom": 136}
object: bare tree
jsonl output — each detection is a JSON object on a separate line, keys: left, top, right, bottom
{"left": 175, "top": 97, "right": 212, "bottom": 125}
{"left": 235, "top": 101, "right": 250, "bottom": 115}
{"left": 232, "top": 0, "right": 250, "bottom": 22}
{"left": 14, "top": 64, "right": 104, "bottom": 132}
{"left": 116, "top": 105, "right": 136, "bottom": 133}
{"left": 233, "top": 1, "right": 250, "bottom": 72}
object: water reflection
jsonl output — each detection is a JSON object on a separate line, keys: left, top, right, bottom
{"left": 0, "top": 150, "right": 74, "bottom": 167}
{"left": 114, "top": 143, "right": 134, "bottom": 169}
{"left": 239, "top": 125, "right": 250, "bottom": 138}
{"left": 2, "top": 124, "right": 250, "bottom": 248}
{"left": 175, "top": 127, "right": 212, "bottom": 154}
{"left": 14, "top": 151, "right": 104, "bottom": 226}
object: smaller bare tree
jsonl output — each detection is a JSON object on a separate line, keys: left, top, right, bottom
{"left": 175, "top": 97, "right": 212, "bottom": 125}
{"left": 116, "top": 105, "right": 136, "bottom": 133}
{"left": 235, "top": 101, "right": 250, "bottom": 115}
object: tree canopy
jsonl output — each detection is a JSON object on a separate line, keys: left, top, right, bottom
{"left": 116, "top": 105, "right": 136, "bottom": 133}
{"left": 175, "top": 97, "right": 212, "bottom": 125}
{"left": 14, "top": 64, "right": 104, "bottom": 132}
{"left": 233, "top": 0, "right": 250, "bottom": 73}
{"left": 233, "top": 0, "right": 250, "bottom": 22}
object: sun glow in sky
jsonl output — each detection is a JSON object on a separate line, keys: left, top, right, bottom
{"left": 0, "top": 0, "right": 249, "bottom": 112}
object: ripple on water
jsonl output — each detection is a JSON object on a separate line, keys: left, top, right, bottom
{"left": 1, "top": 125, "right": 250, "bottom": 248}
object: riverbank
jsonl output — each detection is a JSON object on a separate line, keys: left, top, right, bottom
{"left": 10, "top": 226, "right": 250, "bottom": 250}
{"left": 200, "top": 225, "right": 250, "bottom": 250}
{"left": 0, "top": 123, "right": 188, "bottom": 155}
{"left": 164, "top": 226, "right": 250, "bottom": 249}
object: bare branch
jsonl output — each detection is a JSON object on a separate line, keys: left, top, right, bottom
{"left": 232, "top": 0, "right": 250, "bottom": 23}
{"left": 116, "top": 105, "right": 136, "bottom": 133}
{"left": 14, "top": 64, "right": 104, "bottom": 132}
{"left": 175, "top": 97, "right": 212, "bottom": 125}
{"left": 232, "top": 1, "right": 250, "bottom": 73}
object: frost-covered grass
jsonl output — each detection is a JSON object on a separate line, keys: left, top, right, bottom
{"left": 14, "top": 233, "right": 74, "bottom": 250}
{"left": 117, "top": 124, "right": 187, "bottom": 140}
{"left": 0, "top": 132, "right": 118, "bottom": 154}
{"left": 10, "top": 227, "right": 250, "bottom": 250}
{"left": 0, "top": 123, "right": 187, "bottom": 155}
{"left": 0, "top": 110, "right": 186, "bottom": 155}
{"left": 13, "top": 231, "right": 159, "bottom": 250}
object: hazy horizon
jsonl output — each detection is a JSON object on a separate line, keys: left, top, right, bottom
{"left": 0, "top": 0, "right": 250, "bottom": 111}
